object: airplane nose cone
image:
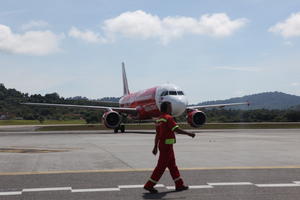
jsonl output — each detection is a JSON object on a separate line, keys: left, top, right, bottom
{"left": 172, "top": 97, "right": 187, "bottom": 117}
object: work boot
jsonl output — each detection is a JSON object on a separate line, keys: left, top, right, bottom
{"left": 144, "top": 186, "right": 158, "bottom": 193}
{"left": 175, "top": 185, "right": 189, "bottom": 191}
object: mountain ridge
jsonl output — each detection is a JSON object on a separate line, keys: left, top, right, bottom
{"left": 1, "top": 83, "right": 300, "bottom": 110}
{"left": 197, "top": 91, "right": 300, "bottom": 110}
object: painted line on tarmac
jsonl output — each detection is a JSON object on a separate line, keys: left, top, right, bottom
{"left": 118, "top": 184, "right": 164, "bottom": 189}
{"left": 255, "top": 183, "right": 300, "bottom": 188}
{"left": 1, "top": 181, "right": 300, "bottom": 196}
{"left": 167, "top": 185, "right": 214, "bottom": 190}
{"left": 23, "top": 187, "right": 72, "bottom": 192}
{"left": 208, "top": 182, "right": 253, "bottom": 186}
{"left": 189, "top": 185, "right": 214, "bottom": 189}
{"left": 1, "top": 165, "right": 300, "bottom": 176}
{"left": 165, "top": 186, "right": 175, "bottom": 190}
{"left": 154, "top": 184, "right": 165, "bottom": 188}
{"left": 118, "top": 185, "right": 144, "bottom": 189}
{"left": 0, "top": 191, "right": 22, "bottom": 196}
{"left": 72, "top": 188, "right": 120, "bottom": 193}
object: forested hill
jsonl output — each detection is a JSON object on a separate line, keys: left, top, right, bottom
{"left": 197, "top": 92, "right": 300, "bottom": 110}
{"left": 0, "top": 83, "right": 119, "bottom": 121}
{"left": 1, "top": 83, "right": 300, "bottom": 122}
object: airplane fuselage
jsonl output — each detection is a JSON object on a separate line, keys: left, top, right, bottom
{"left": 119, "top": 84, "right": 188, "bottom": 120}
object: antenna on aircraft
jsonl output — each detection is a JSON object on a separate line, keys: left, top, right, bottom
{"left": 122, "top": 62, "right": 130, "bottom": 96}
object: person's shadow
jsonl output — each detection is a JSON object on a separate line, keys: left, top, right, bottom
{"left": 142, "top": 190, "right": 186, "bottom": 200}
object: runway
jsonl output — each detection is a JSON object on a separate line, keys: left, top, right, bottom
{"left": 0, "top": 129, "right": 299, "bottom": 199}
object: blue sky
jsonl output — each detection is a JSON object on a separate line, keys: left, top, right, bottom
{"left": 0, "top": 0, "right": 300, "bottom": 103}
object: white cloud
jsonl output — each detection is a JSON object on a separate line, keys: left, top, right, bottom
{"left": 68, "top": 27, "right": 107, "bottom": 43}
{"left": 269, "top": 12, "right": 300, "bottom": 38}
{"left": 104, "top": 11, "right": 248, "bottom": 44}
{"left": 69, "top": 10, "right": 248, "bottom": 44}
{"left": 215, "top": 66, "right": 262, "bottom": 72}
{"left": 291, "top": 82, "right": 300, "bottom": 87}
{"left": 21, "top": 20, "right": 50, "bottom": 30}
{"left": 283, "top": 41, "right": 293, "bottom": 46}
{"left": 0, "top": 24, "right": 63, "bottom": 55}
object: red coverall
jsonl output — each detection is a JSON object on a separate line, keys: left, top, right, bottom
{"left": 144, "top": 113, "right": 184, "bottom": 188}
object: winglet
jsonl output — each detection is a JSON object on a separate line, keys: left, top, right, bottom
{"left": 122, "top": 62, "right": 130, "bottom": 96}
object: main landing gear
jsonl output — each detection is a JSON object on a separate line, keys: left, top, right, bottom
{"left": 114, "top": 125, "right": 125, "bottom": 133}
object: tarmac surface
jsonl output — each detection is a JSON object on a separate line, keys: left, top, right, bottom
{"left": 0, "top": 128, "right": 299, "bottom": 199}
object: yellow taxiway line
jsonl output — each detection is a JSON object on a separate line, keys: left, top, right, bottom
{"left": 1, "top": 166, "right": 300, "bottom": 176}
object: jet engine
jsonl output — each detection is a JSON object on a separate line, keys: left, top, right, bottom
{"left": 102, "top": 111, "right": 122, "bottom": 129}
{"left": 187, "top": 109, "right": 206, "bottom": 127}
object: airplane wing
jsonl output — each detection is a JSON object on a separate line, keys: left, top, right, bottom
{"left": 187, "top": 102, "right": 250, "bottom": 110}
{"left": 21, "top": 103, "right": 137, "bottom": 114}
{"left": 94, "top": 101, "right": 119, "bottom": 105}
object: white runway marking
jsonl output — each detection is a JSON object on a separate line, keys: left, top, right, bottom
{"left": 0, "top": 191, "right": 22, "bottom": 196}
{"left": 166, "top": 186, "right": 175, "bottom": 190}
{"left": 2, "top": 181, "right": 300, "bottom": 196}
{"left": 166, "top": 185, "right": 213, "bottom": 190}
{"left": 154, "top": 184, "right": 165, "bottom": 188}
{"left": 208, "top": 182, "right": 253, "bottom": 186}
{"left": 72, "top": 188, "right": 120, "bottom": 193}
{"left": 23, "top": 187, "right": 71, "bottom": 192}
{"left": 189, "top": 185, "right": 213, "bottom": 189}
{"left": 119, "top": 185, "right": 144, "bottom": 189}
{"left": 256, "top": 183, "right": 300, "bottom": 187}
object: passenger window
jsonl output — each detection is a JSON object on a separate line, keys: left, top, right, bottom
{"left": 169, "top": 91, "right": 177, "bottom": 95}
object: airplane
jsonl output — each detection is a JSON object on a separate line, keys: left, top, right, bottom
{"left": 23, "top": 62, "right": 249, "bottom": 133}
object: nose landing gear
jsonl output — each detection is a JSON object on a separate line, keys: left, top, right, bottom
{"left": 114, "top": 124, "right": 125, "bottom": 133}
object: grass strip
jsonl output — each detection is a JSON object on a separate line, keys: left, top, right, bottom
{"left": 36, "top": 122, "right": 300, "bottom": 131}
{"left": 0, "top": 120, "right": 86, "bottom": 126}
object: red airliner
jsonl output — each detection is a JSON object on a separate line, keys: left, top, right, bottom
{"left": 24, "top": 62, "right": 249, "bottom": 133}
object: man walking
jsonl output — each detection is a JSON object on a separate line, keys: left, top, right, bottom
{"left": 144, "top": 101, "right": 195, "bottom": 193}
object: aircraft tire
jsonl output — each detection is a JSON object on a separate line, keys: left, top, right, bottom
{"left": 120, "top": 125, "right": 125, "bottom": 133}
{"left": 114, "top": 128, "right": 118, "bottom": 133}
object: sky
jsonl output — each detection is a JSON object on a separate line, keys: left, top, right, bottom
{"left": 0, "top": 0, "right": 300, "bottom": 104}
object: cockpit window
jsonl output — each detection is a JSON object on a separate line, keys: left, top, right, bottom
{"left": 161, "top": 91, "right": 168, "bottom": 96}
{"left": 169, "top": 91, "right": 177, "bottom": 95}
{"left": 161, "top": 90, "right": 184, "bottom": 96}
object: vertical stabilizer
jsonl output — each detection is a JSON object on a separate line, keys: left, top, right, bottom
{"left": 122, "top": 62, "right": 130, "bottom": 96}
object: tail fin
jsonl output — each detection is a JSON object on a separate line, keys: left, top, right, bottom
{"left": 122, "top": 62, "right": 130, "bottom": 96}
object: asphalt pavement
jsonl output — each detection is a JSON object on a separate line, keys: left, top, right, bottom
{"left": 0, "top": 128, "right": 299, "bottom": 199}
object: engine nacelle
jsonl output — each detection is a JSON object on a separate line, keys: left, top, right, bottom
{"left": 187, "top": 109, "right": 206, "bottom": 128}
{"left": 102, "top": 111, "right": 122, "bottom": 129}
